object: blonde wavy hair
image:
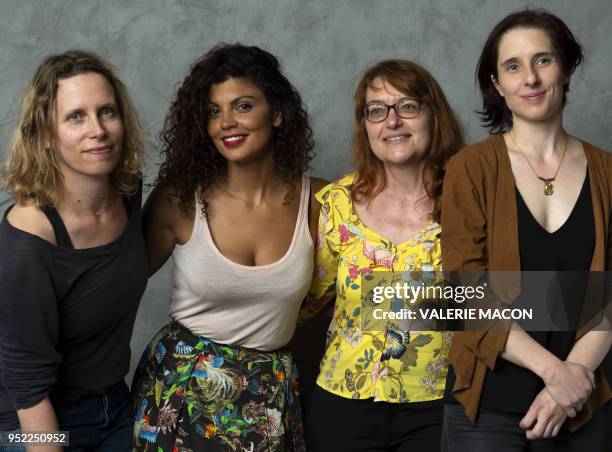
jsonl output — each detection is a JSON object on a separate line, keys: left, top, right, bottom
{"left": 1, "top": 49, "right": 143, "bottom": 207}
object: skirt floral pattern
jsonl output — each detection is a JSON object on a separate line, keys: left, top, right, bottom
{"left": 132, "top": 321, "right": 306, "bottom": 451}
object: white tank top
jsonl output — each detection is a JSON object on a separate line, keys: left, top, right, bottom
{"left": 168, "top": 177, "right": 314, "bottom": 351}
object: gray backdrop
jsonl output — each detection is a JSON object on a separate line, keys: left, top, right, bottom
{"left": 1, "top": 0, "right": 611, "bottom": 384}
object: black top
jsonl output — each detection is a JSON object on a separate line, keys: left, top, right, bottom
{"left": 445, "top": 171, "right": 595, "bottom": 413}
{"left": 0, "top": 190, "right": 148, "bottom": 430}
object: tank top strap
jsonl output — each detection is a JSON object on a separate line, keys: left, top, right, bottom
{"left": 298, "top": 175, "right": 311, "bottom": 239}
{"left": 41, "top": 206, "right": 74, "bottom": 248}
{"left": 40, "top": 196, "right": 132, "bottom": 249}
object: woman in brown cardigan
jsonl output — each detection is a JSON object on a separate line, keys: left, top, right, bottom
{"left": 441, "top": 9, "right": 611, "bottom": 451}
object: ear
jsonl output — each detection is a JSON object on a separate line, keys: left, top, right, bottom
{"left": 272, "top": 111, "right": 282, "bottom": 127}
{"left": 491, "top": 74, "right": 504, "bottom": 97}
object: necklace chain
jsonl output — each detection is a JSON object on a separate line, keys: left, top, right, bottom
{"left": 508, "top": 131, "right": 568, "bottom": 196}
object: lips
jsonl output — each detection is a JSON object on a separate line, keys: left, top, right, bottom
{"left": 84, "top": 145, "right": 111, "bottom": 154}
{"left": 521, "top": 91, "right": 546, "bottom": 102}
{"left": 222, "top": 134, "right": 247, "bottom": 147}
{"left": 383, "top": 134, "right": 412, "bottom": 142}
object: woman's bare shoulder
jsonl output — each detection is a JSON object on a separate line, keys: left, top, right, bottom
{"left": 6, "top": 203, "right": 56, "bottom": 244}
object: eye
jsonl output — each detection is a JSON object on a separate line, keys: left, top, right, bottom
{"left": 100, "top": 106, "right": 117, "bottom": 119}
{"left": 367, "top": 105, "right": 385, "bottom": 115}
{"left": 398, "top": 100, "right": 420, "bottom": 114}
{"left": 236, "top": 103, "right": 253, "bottom": 113}
{"left": 207, "top": 106, "right": 221, "bottom": 118}
{"left": 535, "top": 56, "right": 551, "bottom": 66}
{"left": 505, "top": 63, "right": 519, "bottom": 73}
{"left": 67, "top": 111, "right": 82, "bottom": 122}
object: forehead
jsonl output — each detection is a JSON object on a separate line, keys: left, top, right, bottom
{"left": 55, "top": 72, "right": 115, "bottom": 110}
{"left": 497, "top": 27, "right": 554, "bottom": 62}
{"left": 208, "top": 77, "right": 265, "bottom": 102}
{"left": 365, "top": 77, "right": 408, "bottom": 102}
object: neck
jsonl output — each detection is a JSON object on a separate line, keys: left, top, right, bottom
{"left": 381, "top": 160, "right": 428, "bottom": 197}
{"left": 510, "top": 114, "right": 567, "bottom": 158}
{"left": 58, "top": 174, "right": 114, "bottom": 216}
{"left": 224, "top": 154, "right": 283, "bottom": 205}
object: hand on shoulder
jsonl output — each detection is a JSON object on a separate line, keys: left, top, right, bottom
{"left": 6, "top": 203, "right": 56, "bottom": 245}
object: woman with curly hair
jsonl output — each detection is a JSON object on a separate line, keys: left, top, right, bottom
{"left": 132, "top": 43, "right": 325, "bottom": 451}
{"left": 0, "top": 50, "right": 146, "bottom": 451}
{"left": 301, "top": 60, "right": 464, "bottom": 451}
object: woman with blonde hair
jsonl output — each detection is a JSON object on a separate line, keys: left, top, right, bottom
{"left": 303, "top": 59, "right": 464, "bottom": 451}
{"left": 0, "top": 50, "right": 147, "bottom": 451}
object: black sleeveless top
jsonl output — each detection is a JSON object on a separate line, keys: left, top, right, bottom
{"left": 445, "top": 171, "right": 595, "bottom": 413}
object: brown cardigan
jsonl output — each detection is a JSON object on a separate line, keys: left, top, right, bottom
{"left": 441, "top": 134, "right": 611, "bottom": 432}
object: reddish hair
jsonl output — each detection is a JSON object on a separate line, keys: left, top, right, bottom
{"left": 351, "top": 60, "right": 464, "bottom": 221}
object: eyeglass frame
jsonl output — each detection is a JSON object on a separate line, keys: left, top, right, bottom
{"left": 362, "top": 98, "right": 425, "bottom": 123}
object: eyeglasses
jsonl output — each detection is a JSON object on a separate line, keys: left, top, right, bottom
{"left": 363, "top": 98, "right": 423, "bottom": 123}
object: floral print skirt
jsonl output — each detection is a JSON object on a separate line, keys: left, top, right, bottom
{"left": 132, "top": 321, "right": 306, "bottom": 451}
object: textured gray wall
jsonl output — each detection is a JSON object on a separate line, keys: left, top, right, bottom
{"left": 1, "top": 0, "right": 611, "bottom": 383}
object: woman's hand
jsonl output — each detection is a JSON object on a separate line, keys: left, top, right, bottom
{"left": 540, "top": 360, "right": 594, "bottom": 417}
{"left": 520, "top": 388, "right": 567, "bottom": 440}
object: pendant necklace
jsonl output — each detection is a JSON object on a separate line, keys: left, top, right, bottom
{"left": 508, "top": 131, "right": 568, "bottom": 196}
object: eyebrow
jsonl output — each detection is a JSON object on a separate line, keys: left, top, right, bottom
{"left": 500, "top": 52, "right": 555, "bottom": 67}
{"left": 365, "top": 96, "right": 416, "bottom": 105}
{"left": 208, "top": 95, "right": 258, "bottom": 106}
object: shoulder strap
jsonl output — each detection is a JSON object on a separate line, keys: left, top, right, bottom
{"left": 307, "top": 181, "right": 312, "bottom": 226}
{"left": 41, "top": 206, "right": 74, "bottom": 248}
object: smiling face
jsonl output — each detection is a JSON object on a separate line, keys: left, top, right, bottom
{"left": 493, "top": 27, "right": 567, "bottom": 125}
{"left": 52, "top": 72, "right": 123, "bottom": 182}
{"left": 206, "top": 77, "right": 280, "bottom": 164}
{"left": 364, "top": 77, "right": 432, "bottom": 166}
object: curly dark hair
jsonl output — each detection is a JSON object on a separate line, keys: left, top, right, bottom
{"left": 156, "top": 43, "right": 315, "bottom": 215}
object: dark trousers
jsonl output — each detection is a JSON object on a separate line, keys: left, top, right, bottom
{"left": 307, "top": 385, "right": 443, "bottom": 452}
{"left": 54, "top": 381, "right": 132, "bottom": 452}
{"left": 444, "top": 402, "right": 608, "bottom": 452}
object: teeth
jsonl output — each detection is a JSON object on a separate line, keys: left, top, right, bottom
{"left": 224, "top": 136, "right": 244, "bottom": 143}
{"left": 385, "top": 135, "right": 409, "bottom": 142}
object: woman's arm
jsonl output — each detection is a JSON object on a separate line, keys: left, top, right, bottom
{"left": 143, "top": 184, "right": 190, "bottom": 275}
{"left": 501, "top": 324, "right": 594, "bottom": 417}
{"left": 299, "top": 182, "right": 339, "bottom": 322}
{"left": 566, "top": 330, "right": 612, "bottom": 372}
{"left": 1, "top": 208, "right": 63, "bottom": 450}
{"left": 441, "top": 151, "right": 594, "bottom": 416}
{"left": 17, "top": 396, "right": 62, "bottom": 452}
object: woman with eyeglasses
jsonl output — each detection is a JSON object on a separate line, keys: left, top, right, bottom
{"left": 302, "top": 60, "right": 464, "bottom": 451}
{"left": 442, "top": 9, "right": 611, "bottom": 451}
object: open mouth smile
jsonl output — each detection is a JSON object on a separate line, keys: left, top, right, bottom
{"left": 384, "top": 134, "right": 412, "bottom": 143}
{"left": 222, "top": 134, "right": 248, "bottom": 147}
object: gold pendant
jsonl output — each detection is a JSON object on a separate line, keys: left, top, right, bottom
{"left": 539, "top": 177, "right": 554, "bottom": 196}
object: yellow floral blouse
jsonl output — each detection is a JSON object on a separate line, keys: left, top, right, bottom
{"left": 301, "top": 173, "right": 451, "bottom": 402}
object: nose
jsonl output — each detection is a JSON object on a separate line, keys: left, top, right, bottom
{"left": 220, "top": 110, "right": 237, "bottom": 130}
{"left": 524, "top": 64, "right": 540, "bottom": 86}
{"left": 385, "top": 106, "right": 402, "bottom": 128}
{"left": 89, "top": 116, "right": 107, "bottom": 139}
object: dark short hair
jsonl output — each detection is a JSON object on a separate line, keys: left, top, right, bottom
{"left": 476, "top": 9, "right": 583, "bottom": 133}
{"left": 157, "top": 43, "right": 314, "bottom": 215}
